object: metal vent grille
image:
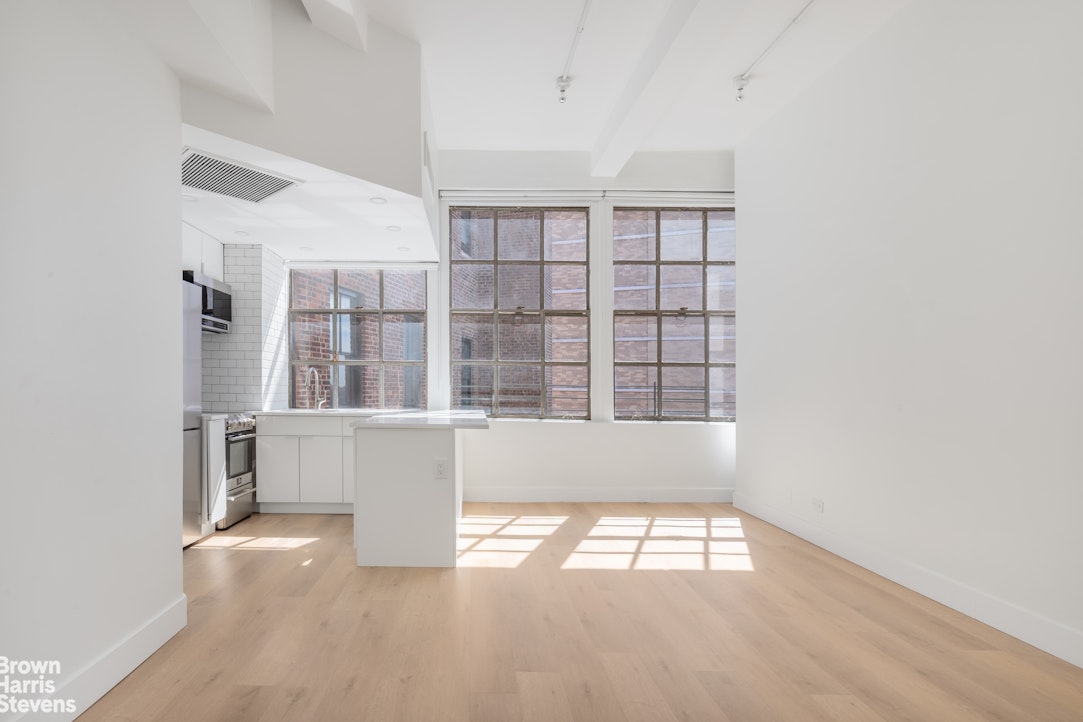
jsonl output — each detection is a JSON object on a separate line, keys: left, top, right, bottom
{"left": 182, "top": 150, "right": 297, "bottom": 203}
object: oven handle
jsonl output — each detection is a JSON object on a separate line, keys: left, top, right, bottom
{"left": 227, "top": 433, "right": 256, "bottom": 442}
{"left": 227, "top": 487, "right": 257, "bottom": 502}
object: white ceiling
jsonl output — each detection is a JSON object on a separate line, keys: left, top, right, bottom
{"left": 365, "top": 0, "right": 912, "bottom": 160}
{"left": 118, "top": 0, "right": 913, "bottom": 262}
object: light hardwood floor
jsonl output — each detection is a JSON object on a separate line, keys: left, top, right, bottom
{"left": 80, "top": 503, "right": 1083, "bottom": 721}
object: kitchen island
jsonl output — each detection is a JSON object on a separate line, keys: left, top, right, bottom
{"left": 351, "top": 410, "right": 488, "bottom": 567}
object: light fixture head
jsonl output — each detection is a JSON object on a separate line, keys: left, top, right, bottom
{"left": 733, "top": 74, "right": 749, "bottom": 102}
{"left": 556, "top": 76, "right": 571, "bottom": 104}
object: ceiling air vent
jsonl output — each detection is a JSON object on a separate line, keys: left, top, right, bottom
{"left": 182, "top": 149, "right": 300, "bottom": 203}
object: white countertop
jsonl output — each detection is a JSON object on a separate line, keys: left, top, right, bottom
{"left": 255, "top": 408, "right": 391, "bottom": 417}
{"left": 349, "top": 409, "right": 489, "bottom": 430}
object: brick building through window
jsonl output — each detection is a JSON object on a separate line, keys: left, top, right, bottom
{"left": 450, "top": 207, "right": 590, "bottom": 418}
{"left": 289, "top": 268, "right": 427, "bottom": 409}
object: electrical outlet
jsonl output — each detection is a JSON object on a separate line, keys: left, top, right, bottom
{"left": 433, "top": 458, "right": 449, "bottom": 480}
{"left": 811, "top": 497, "right": 824, "bottom": 513}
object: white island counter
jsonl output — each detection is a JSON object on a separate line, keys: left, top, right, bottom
{"left": 351, "top": 410, "right": 488, "bottom": 567}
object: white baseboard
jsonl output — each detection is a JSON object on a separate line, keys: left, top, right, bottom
{"left": 463, "top": 486, "right": 734, "bottom": 503}
{"left": 50, "top": 594, "right": 187, "bottom": 722}
{"left": 258, "top": 502, "right": 353, "bottom": 514}
{"left": 733, "top": 493, "right": 1083, "bottom": 670}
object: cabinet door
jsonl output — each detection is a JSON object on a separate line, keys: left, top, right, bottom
{"left": 300, "top": 436, "right": 343, "bottom": 503}
{"left": 256, "top": 436, "right": 300, "bottom": 502}
{"left": 342, "top": 436, "right": 355, "bottom": 504}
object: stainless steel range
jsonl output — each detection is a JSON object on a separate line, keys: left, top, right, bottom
{"left": 218, "top": 413, "right": 257, "bottom": 530}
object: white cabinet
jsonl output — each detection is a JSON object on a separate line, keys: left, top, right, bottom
{"left": 181, "top": 221, "right": 224, "bottom": 282}
{"left": 255, "top": 414, "right": 349, "bottom": 507}
{"left": 256, "top": 436, "right": 300, "bottom": 502}
{"left": 300, "top": 436, "right": 342, "bottom": 502}
{"left": 342, "top": 436, "right": 355, "bottom": 503}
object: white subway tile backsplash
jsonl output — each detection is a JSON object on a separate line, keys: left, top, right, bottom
{"left": 200, "top": 244, "right": 290, "bottom": 411}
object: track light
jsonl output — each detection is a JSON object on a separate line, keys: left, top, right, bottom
{"left": 557, "top": 76, "right": 571, "bottom": 104}
{"left": 734, "top": 75, "right": 749, "bottom": 102}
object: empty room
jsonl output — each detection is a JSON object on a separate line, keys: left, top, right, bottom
{"left": 2, "top": 1, "right": 1081, "bottom": 720}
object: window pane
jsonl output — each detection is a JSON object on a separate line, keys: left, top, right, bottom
{"left": 497, "top": 263, "right": 540, "bottom": 309}
{"left": 383, "top": 313, "right": 425, "bottom": 361}
{"left": 706, "top": 266, "right": 736, "bottom": 312}
{"left": 452, "top": 363, "right": 493, "bottom": 412}
{"left": 384, "top": 364, "right": 426, "bottom": 409}
{"left": 614, "top": 316, "right": 657, "bottom": 363}
{"left": 497, "top": 365, "right": 542, "bottom": 415}
{"left": 615, "top": 365, "right": 658, "bottom": 419}
{"left": 451, "top": 314, "right": 494, "bottom": 361}
{"left": 662, "top": 315, "right": 705, "bottom": 363}
{"left": 291, "top": 314, "right": 333, "bottom": 360}
{"left": 451, "top": 208, "right": 494, "bottom": 260}
{"left": 497, "top": 209, "right": 541, "bottom": 260}
{"left": 614, "top": 264, "right": 656, "bottom": 310}
{"left": 498, "top": 312, "right": 541, "bottom": 361}
{"left": 707, "top": 211, "right": 736, "bottom": 262}
{"left": 709, "top": 316, "right": 736, "bottom": 363}
{"left": 451, "top": 265, "right": 494, "bottom": 309}
{"left": 659, "top": 265, "right": 703, "bottom": 310}
{"left": 545, "top": 211, "right": 587, "bottom": 261}
{"left": 383, "top": 270, "right": 426, "bottom": 309}
{"left": 337, "top": 313, "right": 378, "bottom": 361}
{"left": 547, "top": 365, "right": 588, "bottom": 418}
{"left": 545, "top": 265, "right": 587, "bottom": 310}
{"left": 546, "top": 315, "right": 588, "bottom": 363}
{"left": 710, "top": 366, "right": 736, "bottom": 418}
{"left": 337, "top": 270, "right": 379, "bottom": 309}
{"left": 660, "top": 210, "right": 703, "bottom": 261}
{"left": 613, "top": 209, "right": 655, "bottom": 261}
{"left": 291, "top": 269, "right": 334, "bottom": 309}
{"left": 337, "top": 364, "right": 380, "bottom": 409}
{"left": 293, "top": 364, "right": 331, "bottom": 408}
{"left": 661, "top": 366, "right": 705, "bottom": 418}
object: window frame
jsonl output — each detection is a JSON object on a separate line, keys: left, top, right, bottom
{"left": 288, "top": 268, "right": 428, "bottom": 410}
{"left": 613, "top": 207, "right": 736, "bottom": 421}
{"left": 449, "top": 206, "right": 591, "bottom": 419}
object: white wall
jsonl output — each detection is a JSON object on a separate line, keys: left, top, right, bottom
{"left": 0, "top": 1, "right": 186, "bottom": 718}
{"left": 439, "top": 149, "right": 734, "bottom": 191}
{"left": 181, "top": 0, "right": 423, "bottom": 197}
{"left": 735, "top": 0, "right": 1083, "bottom": 667}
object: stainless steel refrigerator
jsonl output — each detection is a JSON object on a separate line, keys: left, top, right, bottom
{"left": 182, "top": 279, "right": 204, "bottom": 547}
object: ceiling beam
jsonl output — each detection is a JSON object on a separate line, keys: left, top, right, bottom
{"left": 301, "top": 0, "right": 369, "bottom": 52}
{"left": 589, "top": 0, "right": 750, "bottom": 177}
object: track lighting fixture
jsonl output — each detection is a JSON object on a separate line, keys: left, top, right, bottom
{"left": 733, "top": 75, "right": 749, "bottom": 102}
{"left": 733, "top": 0, "right": 818, "bottom": 103}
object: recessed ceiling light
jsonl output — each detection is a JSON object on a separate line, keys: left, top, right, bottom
{"left": 234, "top": 230, "right": 250, "bottom": 237}
{"left": 370, "top": 196, "right": 387, "bottom": 204}
{"left": 396, "top": 246, "right": 410, "bottom": 253}
{"left": 386, "top": 225, "right": 402, "bottom": 232}
{"left": 299, "top": 246, "right": 314, "bottom": 252}
{"left": 182, "top": 194, "right": 197, "bottom": 202}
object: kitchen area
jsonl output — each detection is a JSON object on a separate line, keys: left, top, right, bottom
{"left": 181, "top": 265, "right": 261, "bottom": 548}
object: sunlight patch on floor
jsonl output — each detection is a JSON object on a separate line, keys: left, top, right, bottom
{"left": 561, "top": 517, "right": 754, "bottom": 571}
{"left": 457, "top": 515, "right": 568, "bottom": 568}
{"left": 192, "top": 535, "right": 320, "bottom": 550}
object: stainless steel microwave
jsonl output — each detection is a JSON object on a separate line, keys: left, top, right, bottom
{"left": 182, "top": 270, "right": 232, "bottom": 334}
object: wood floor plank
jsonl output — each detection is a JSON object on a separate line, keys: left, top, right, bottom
{"left": 76, "top": 504, "right": 1083, "bottom": 722}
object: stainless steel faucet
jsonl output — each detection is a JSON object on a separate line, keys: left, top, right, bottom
{"left": 305, "top": 367, "right": 327, "bottom": 409}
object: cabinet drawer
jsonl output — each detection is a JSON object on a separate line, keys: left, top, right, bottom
{"left": 256, "top": 416, "right": 343, "bottom": 436}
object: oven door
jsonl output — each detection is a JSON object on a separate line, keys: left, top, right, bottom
{"left": 226, "top": 432, "right": 255, "bottom": 482}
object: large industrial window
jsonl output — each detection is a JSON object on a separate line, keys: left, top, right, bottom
{"left": 613, "top": 208, "right": 735, "bottom": 420}
{"left": 450, "top": 207, "right": 589, "bottom": 418}
{"left": 289, "top": 269, "right": 427, "bottom": 409}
